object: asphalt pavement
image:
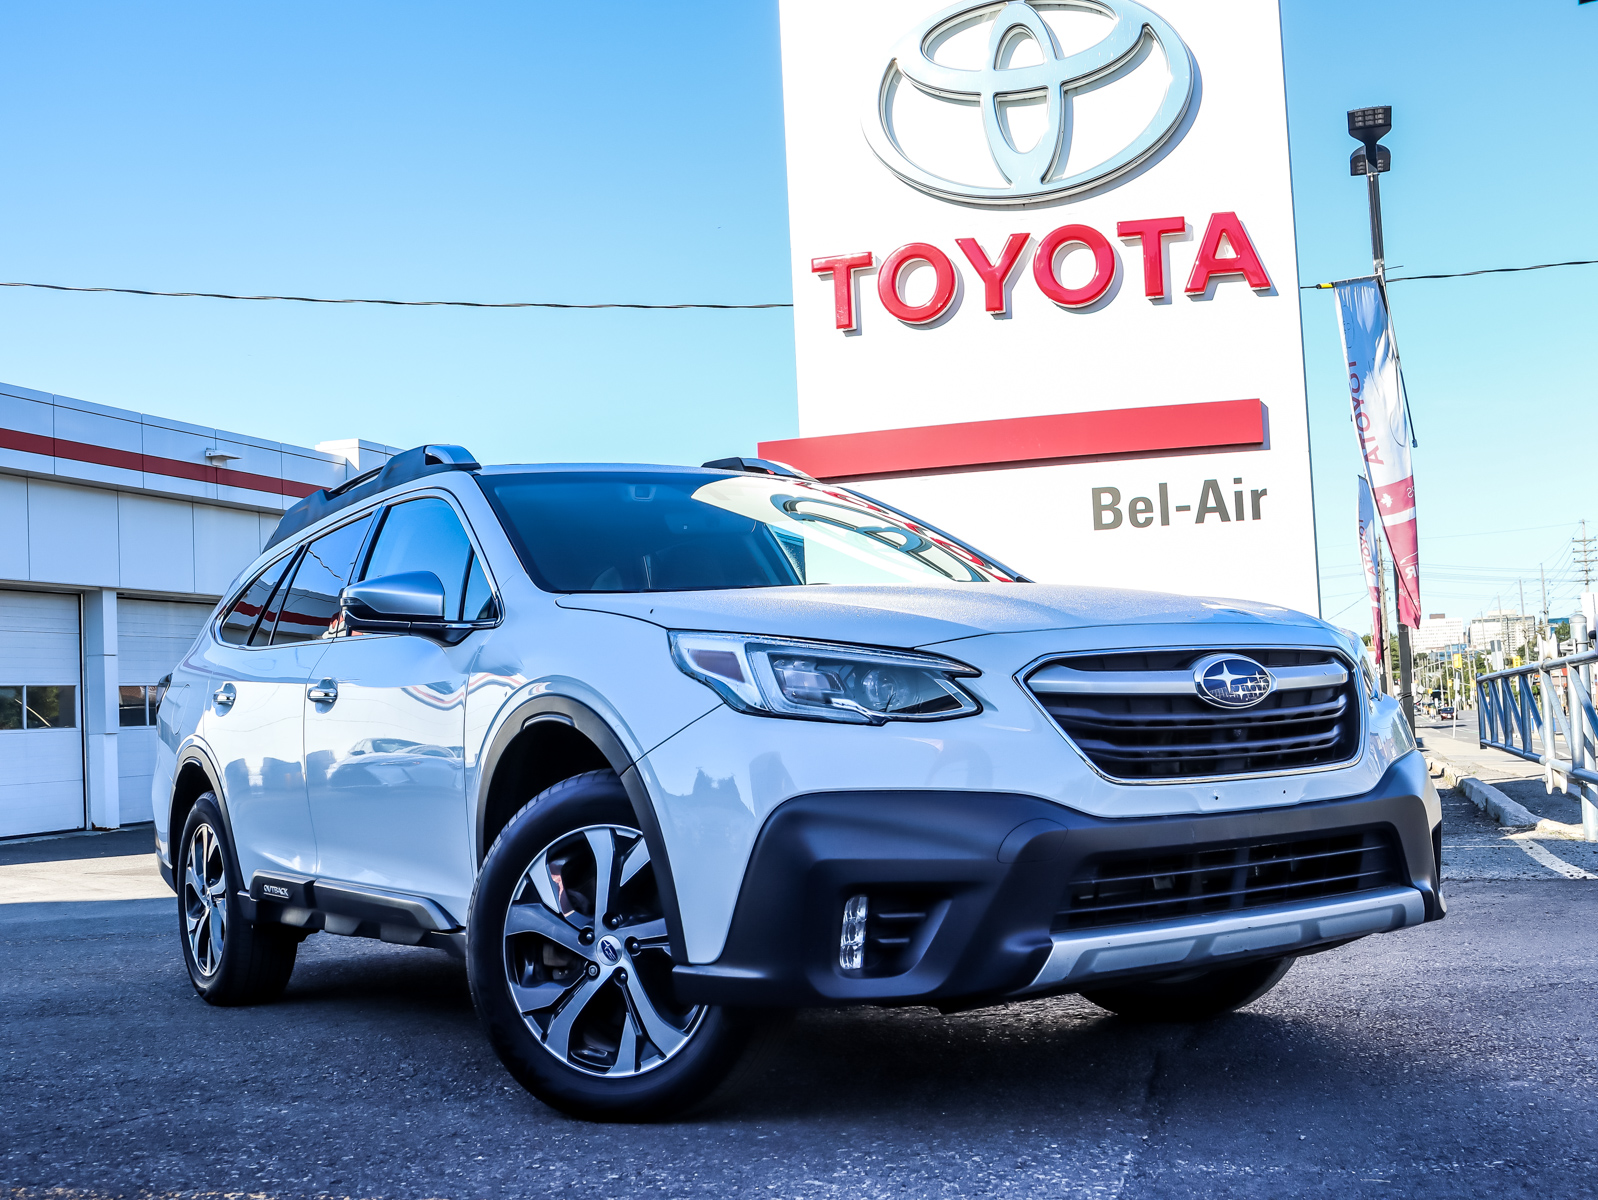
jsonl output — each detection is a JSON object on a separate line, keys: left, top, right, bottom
{"left": 4, "top": 740, "right": 1597, "bottom": 1199}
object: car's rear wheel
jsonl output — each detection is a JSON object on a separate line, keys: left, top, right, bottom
{"left": 177, "top": 793, "right": 299, "bottom": 1005}
{"left": 468, "top": 770, "right": 767, "bottom": 1121}
{"left": 1080, "top": 956, "right": 1293, "bottom": 1022}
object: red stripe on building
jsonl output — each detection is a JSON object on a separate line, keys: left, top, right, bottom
{"left": 758, "top": 399, "right": 1265, "bottom": 482}
{"left": 0, "top": 426, "right": 323, "bottom": 498}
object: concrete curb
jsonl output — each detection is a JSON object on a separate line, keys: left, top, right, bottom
{"left": 1427, "top": 756, "right": 1584, "bottom": 840}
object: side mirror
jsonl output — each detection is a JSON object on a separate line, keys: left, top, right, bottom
{"left": 341, "top": 571, "right": 447, "bottom": 633}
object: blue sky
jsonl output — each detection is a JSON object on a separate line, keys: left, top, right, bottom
{"left": 0, "top": 1, "right": 1592, "bottom": 627}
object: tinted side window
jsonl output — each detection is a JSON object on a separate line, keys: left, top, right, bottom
{"left": 361, "top": 498, "right": 474, "bottom": 620}
{"left": 271, "top": 514, "right": 376, "bottom": 645}
{"left": 218, "top": 554, "right": 294, "bottom": 646}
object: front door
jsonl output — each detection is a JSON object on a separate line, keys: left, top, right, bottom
{"left": 303, "top": 495, "right": 487, "bottom": 921}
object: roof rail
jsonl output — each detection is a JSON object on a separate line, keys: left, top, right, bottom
{"left": 265, "top": 444, "right": 480, "bottom": 550}
{"left": 701, "top": 456, "right": 815, "bottom": 481}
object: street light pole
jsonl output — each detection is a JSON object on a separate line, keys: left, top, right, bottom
{"left": 1348, "top": 105, "right": 1416, "bottom": 732}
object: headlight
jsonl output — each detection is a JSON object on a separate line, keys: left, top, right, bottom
{"left": 670, "top": 632, "right": 981, "bottom": 725}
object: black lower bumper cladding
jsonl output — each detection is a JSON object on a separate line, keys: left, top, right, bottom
{"left": 672, "top": 752, "right": 1442, "bottom": 1008}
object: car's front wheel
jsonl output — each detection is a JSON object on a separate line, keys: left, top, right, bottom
{"left": 1080, "top": 956, "right": 1293, "bottom": 1022}
{"left": 468, "top": 770, "right": 767, "bottom": 1121}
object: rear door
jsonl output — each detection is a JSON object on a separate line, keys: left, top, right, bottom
{"left": 199, "top": 513, "right": 374, "bottom": 883}
{"left": 303, "top": 494, "right": 494, "bottom": 918}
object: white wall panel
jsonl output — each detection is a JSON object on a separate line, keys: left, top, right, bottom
{"left": 54, "top": 407, "right": 142, "bottom": 490}
{"left": 118, "top": 494, "right": 196, "bottom": 593}
{"left": 140, "top": 423, "right": 217, "bottom": 502}
{"left": 195, "top": 504, "right": 265, "bottom": 596}
{"left": 27, "top": 479, "right": 118, "bottom": 587}
{"left": 0, "top": 474, "right": 27, "bottom": 579}
{"left": 0, "top": 391, "right": 55, "bottom": 475}
{"left": 0, "top": 389, "right": 54, "bottom": 436}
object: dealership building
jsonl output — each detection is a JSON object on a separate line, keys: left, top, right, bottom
{"left": 0, "top": 378, "right": 396, "bottom": 838}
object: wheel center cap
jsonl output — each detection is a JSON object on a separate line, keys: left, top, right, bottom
{"left": 598, "top": 936, "right": 621, "bottom": 964}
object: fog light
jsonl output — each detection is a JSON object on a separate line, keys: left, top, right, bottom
{"left": 839, "top": 895, "right": 869, "bottom": 969}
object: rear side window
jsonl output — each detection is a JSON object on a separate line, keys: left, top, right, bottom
{"left": 271, "top": 514, "right": 376, "bottom": 644}
{"left": 218, "top": 554, "right": 295, "bottom": 646}
{"left": 361, "top": 498, "right": 475, "bottom": 620}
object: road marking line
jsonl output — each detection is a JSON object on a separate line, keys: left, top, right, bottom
{"left": 1511, "top": 838, "right": 1598, "bottom": 880}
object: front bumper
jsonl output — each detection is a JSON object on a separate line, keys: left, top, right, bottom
{"left": 672, "top": 751, "right": 1441, "bottom": 1008}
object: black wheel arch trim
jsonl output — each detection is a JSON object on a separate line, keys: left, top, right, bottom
{"left": 474, "top": 694, "right": 689, "bottom": 963}
{"left": 166, "top": 745, "right": 238, "bottom": 895}
{"left": 168, "top": 752, "right": 251, "bottom": 914}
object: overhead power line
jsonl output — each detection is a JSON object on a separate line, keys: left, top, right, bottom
{"left": 0, "top": 280, "right": 792, "bottom": 310}
{"left": 1304, "top": 257, "right": 1598, "bottom": 290}
{"left": 3, "top": 255, "right": 1592, "bottom": 308}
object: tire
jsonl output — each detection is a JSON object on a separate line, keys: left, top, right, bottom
{"left": 177, "top": 793, "right": 299, "bottom": 1005}
{"left": 468, "top": 770, "right": 766, "bottom": 1122}
{"left": 1080, "top": 955, "right": 1293, "bottom": 1022}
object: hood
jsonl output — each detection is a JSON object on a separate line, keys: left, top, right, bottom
{"left": 556, "top": 583, "right": 1325, "bottom": 649}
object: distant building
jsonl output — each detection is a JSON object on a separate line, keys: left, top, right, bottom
{"left": 1467, "top": 610, "right": 1535, "bottom": 652}
{"left": 1413, "top": 613, "right": 1465, "bottom": 654}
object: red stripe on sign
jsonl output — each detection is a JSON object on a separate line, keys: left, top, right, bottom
{"left": 0, "top": 425, "right": 324, "bottom": 498}
{"left": 759, "top": 399, "right": 1265, "bottom": 482}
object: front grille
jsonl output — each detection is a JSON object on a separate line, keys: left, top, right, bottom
{"left": 1054, "top": 829, "right": 1402, "bottom": 932}
{"left": 1027, "top": 648, "right": 1361, "bottom": 780}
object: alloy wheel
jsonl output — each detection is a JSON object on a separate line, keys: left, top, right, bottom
{"left": 183, "top": 824, "right": 228, "bottom": 976}
{"left": 503, "top": 824, "right": 703, "bottom": 1077}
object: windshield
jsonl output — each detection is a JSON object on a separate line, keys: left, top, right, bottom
{"left": 477, "top": 470, "right": 1020, "bottom": 593}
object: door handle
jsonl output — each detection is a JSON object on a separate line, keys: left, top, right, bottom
{"left": 307, "top": 678, "right": 339, "bottom": 705}
{"left": 212, "top": 684, "right": 236, "bottom": 709}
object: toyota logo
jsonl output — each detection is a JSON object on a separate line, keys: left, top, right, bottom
{"left": 864, "top": 0, "right": 1195, "bottom": 206}
{"left": 1192, "top": 655, "right": 1275, "bottom": 710}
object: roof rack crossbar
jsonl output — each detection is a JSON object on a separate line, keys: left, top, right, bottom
{"left": 265, "top": 444, "right": 480, "bottom": 550}
{"left": 701, "top": 456, "right": 815, "bottom": 481}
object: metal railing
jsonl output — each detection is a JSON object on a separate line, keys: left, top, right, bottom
{"left": 1476, "top": 647, "right": 1598, "bottom": 841}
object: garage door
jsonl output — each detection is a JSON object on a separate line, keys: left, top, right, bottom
{"left": 118, "top": 599, "right": 213, "bottom": 824}
{"left": 0, "top": 591, "right": 84, "bottom": 838}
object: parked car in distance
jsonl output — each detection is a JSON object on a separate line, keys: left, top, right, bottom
{"left": 1436, "top": 705, "right": 1456, "bottom": 721}
{"left": 151, "top": 445, "right": 1443, "bottom": 1120}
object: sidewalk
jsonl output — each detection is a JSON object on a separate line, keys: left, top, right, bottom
{"left": 1422, "top": 716, "right": 1588, "bottom": 828}
{"left": 0, "top": 825, "right": 170, "bottom": 906}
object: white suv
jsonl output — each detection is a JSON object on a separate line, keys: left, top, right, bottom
{"left": 152, "top": 444, "right": 1442, "bottom": 1120}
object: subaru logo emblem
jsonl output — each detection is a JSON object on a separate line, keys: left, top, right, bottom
{"left": 1192, "top": 654, "right": 1275, "bottom": 710}
{"left": 863, "top": 0, "right": 1195, "bottom": 206}
{"left": 598, "top": 936, "right": 621, "bottom": 964}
